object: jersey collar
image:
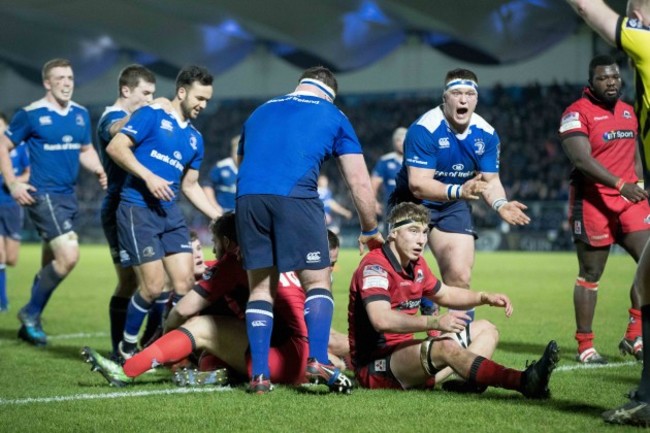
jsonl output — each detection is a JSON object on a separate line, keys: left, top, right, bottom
{"left": 381, "top": 243, "right": 415, "bottom": 280}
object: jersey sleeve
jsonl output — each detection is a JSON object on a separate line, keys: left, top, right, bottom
{"left": 478, "top": 131, "right": 500, "bottom": 173}
{"left": 403, "top": 125, "right": 437, "bottom": 169}
{"left": 372, "top": 159, "right": 385, "bottom": 178}
{"left": 17, "top": 144, "right": 30, "bottom": 172}
{"left": 356, "top": 262, "right": 392, "bottom": 305}
{"left": 332, "top": 114, "right": 363, "bottom": 157}
{"left": 559, "top": 103, "right": 588, "bottom": 138}
{"left": 421, "top": 264, "right": 441, "bottom": 298}
{"left": 80, "top": 110, "right": 92, "bottom": 146}
{"left": 188, "top": 134, "right": 204, "bottom": 171}
{"left": 5, "top": 109, "right": 32, "bottom": 146}
{"left": 98, "top": 111, "right": 126, "bottom": 145}
{"left": 617, "top": 17, "right": 650, "bottom": 67}
{"left": 121, "top": 106, "right": 156, "bottom": 147}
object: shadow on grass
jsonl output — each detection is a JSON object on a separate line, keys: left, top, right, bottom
{"left": 496, "top": 341, "right": 556, "bottom": 356}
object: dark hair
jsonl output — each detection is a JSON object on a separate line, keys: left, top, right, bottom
{"left": 588, "top": 54, "right": 618, "bottom": 83}
{"left": 176, "top": 65, "right": 213, "bottom": 91}
{"left": 118, "top": 64, "right": 155, "bottom": 96}
{"left": 444, "top": 68, "right": 478, "bottom": 86}
{"left": 210, "top": 212, "right": 236, "bottom": 243}
{"left": 327, "top": 229, "right": 340, "bottom": 250}
{"left": 42, "top": 58, "right": 72, "bottom": 81}
{"left": 299, "top": 66, "right": 338, "bottom": 95}
{"left": 0, "top": 112, "right": 7, "bottom": 124}
{"left": 189, "top": 230, "right": 199, "bottom": 242}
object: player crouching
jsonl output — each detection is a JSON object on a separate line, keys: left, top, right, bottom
{"left": 348, "top": 202, "right": 559, "bottom": 397}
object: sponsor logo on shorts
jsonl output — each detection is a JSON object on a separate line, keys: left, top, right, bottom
{"left": 306, "top": 251, "right": 321, "bottom": 263}
{"left": 438, "top": 137, "right": 450, "bottom": 148}
{"left": 251, "top": 320, "right": 266, "bottom": 327}
{"left": 119, "top": 250, "right": 130, "bottom": 262}
{"left": 602, "top": 130, "right": 635, "bottom": 141}
{"left": 39, "top": 116, "right": 52, "bottom": 126}
{"left": 142, "top": 246, "right": 155, "bottom": 258}
{"left": 574, "top": 221, "right": 581, "bottom": 235}
{"left": 589, "top": 234, "right": 609, "bottom": 241}
{"left": 374, "top": 359, "right": 386, "bottom": 372}
{"left": 62, "top": 220, "right": 72, "bottom": 231}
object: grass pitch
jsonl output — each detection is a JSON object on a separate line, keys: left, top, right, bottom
{"left": 0, "top": 244, "right": 644, "bottom": 432}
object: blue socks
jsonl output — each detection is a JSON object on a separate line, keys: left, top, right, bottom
{"left": 246, "top": 300, "right": 274, "bottom": 378}
{"left": 304, "top": 288, "right": 334, "bottom": 364}
{"left": 122, "top": 292, "right": 153, "bottom": 346}
{"left": 24, "top": 263, "right": 64, "bottom": 317}
{"left": 0, "top": 264, "right": 7, "bottom": 309}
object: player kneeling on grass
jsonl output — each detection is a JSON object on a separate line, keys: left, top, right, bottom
{"left": 348, "top": 202, "right": 560, "bottom": 397}
{"left": 82, "top": 213, "right": 348, "bottom": 392}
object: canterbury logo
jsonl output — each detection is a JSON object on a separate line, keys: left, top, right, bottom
{"left": 251, "top": 320, "right": 266, "bottom": 327}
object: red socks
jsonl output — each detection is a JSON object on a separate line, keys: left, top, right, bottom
{"left": 123, "top": 329, "right": 194, "bottom": 378}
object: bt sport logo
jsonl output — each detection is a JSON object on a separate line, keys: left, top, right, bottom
{"left": 602, "top": 130, "right": 634, "bottom": 141}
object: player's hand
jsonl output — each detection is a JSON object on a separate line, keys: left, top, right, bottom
{"left": 480, "top": 292, "right": 513, "bottom": 317}
{"left": 95, "top": 169, "right": 108, "bottom": 190}
{"left": 497, "top": 200, "right": 530, "bottom": 225}
{"left": 436, "top": 311, "right": 472, "bottom": 333}
{"left": 461, "top": 174, "right": 488, "bottom": 200}
{"left": 151, "top": 97, "right": 173, "bottom": 114}
{"left": 620, "top": 182, "right": 649, "bottom": 203}
{"left": 144, "top": 173, "right": 175, "bottom": 201}
{"left": 358, "top": 232, "right": 384, "bottom": 255}
{"left": 9, "top": 181, "right": 36, "bottom": 205}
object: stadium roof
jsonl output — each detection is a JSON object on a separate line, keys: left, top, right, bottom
{"left": 1, "top": 0, "right": 598, "bottom": 86}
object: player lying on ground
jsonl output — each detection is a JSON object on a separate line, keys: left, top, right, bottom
{"left": 82, "top": 213, "right": 350, "bottom": 392}
{"left": 348, "top": 202, "right": 559, "bottom": 397}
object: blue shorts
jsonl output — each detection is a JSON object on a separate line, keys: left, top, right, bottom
{"left": 101, "top": 194, "right": 124, "bottom": 265}
{"left": 0, "top": 202, "right": 23, "bottom": 240}
{"left": 426, "top": 200, "right": 477, "bottom": 239}
{"left": 116, "top": 202, "right": 191, "bottom": 267}
{"left": 236, "top": 195, "right": 330, "bottom": 273}
{"left": 26, "top": 193, "right": 78, "bottom": 242}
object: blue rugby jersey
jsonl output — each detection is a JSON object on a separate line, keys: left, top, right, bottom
{"left": 236, "top": 92, "right": 362, "bottom": 198}
{"left": 0, "top": 144, "right": 29, "bottom": 204}
{"left": 371, "top": 151, "right": 402, "bottom": 207}
{"left": 119, "top": 104, "right": 204, "bottom": 208}
{"left": 393, "top": 106, "right": 500, "bottom": 207}
{"left": 207, "top": 156, "right": 237, "bottom": 211}
{"left": 4, "top": 99, "right": 92, "bottom": 194}
{"left": 97, "top": 106, "right": 128, "bottom": 197}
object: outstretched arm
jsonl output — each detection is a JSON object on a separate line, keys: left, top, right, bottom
{"left": 566, "top": 0, "right": 620, "bottom": 46}
{"left": 182, "top": 169, "right": 221, "bottom": 219}
{"left": 481, "top": 172, "right": 530, "bottom": 226}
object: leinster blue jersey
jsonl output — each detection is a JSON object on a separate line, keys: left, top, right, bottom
{"left": 208, "top": 157, "right": 237, "bottom": 211}
{"left": 372, "top": 151, "right": 402, "bottom": 206}
{"left": 393, "top": 106, "right": 500, "bottom": 207}
{"left": 119, "top": 104, "right": 204, "bottom": 208}
{"left": 4, "top": 99, "right": 92, "bottom": 195}
{"left": 97, "top": 106, "right": 128, "bottom": 197}
{"left": 0, "top": 144, "right": 29, "bottom": 205}
{"left": 237, "top": 92, "right": 362, "bottom": 198}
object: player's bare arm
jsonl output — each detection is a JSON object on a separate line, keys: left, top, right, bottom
{"left": 181, "top": 169, "right": 221, "bottom": 219}
{"left": 566, "top": 0, "right": 619, "bottom": 45}
{"left": 337, "top": 153, "right": 384, "bottom": 252}
{"left": 562, "top": 135, "right": 648, "bottom": 202}
{"left": 106, "top": 132, "right": 174, "bottom": 201}
{"left": 79, "top": 144, "right": 107, "bottom": 190}
{"left": 481, "top": 172, "right": 530, "bottom": 225}
{"left": 0, "top": 134, "right": 35, "bottom": 205}
{"left": 163, "top": 289, "right": 209, "bottom": 333}
{"left": 434, "top": 283, "right": 513, "bottom": 317}
{"left": 408, "top": 165, "right": 487, "bottom": 201}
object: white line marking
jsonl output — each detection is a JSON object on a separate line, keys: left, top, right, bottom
{"left": 0, "top": 386, "right": 232, "bottom": 406}
{"left": 555, "top": 360, "right": 638, "bottom": 372}
{"left": 0, "top": 332, "right": 108, "bottom": 346}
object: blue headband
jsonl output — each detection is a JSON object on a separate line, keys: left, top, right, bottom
{"left": 445, "top": 79, "right": 479, "bottom": 92}
{"left": 300, "top": 78, "right": 336, "bottom": 101}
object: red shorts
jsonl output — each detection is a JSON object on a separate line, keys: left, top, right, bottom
{"left": 355, "top": 355, "right": 404, "bottom": 390}
{"left": 569, "top": 188, "right": 650, "bottom": 247}
{"left": 246, "top": 336, "right": 309, "bottom": 385}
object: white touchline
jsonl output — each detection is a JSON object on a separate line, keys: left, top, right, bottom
{"left": 0, "top": 332, "right": 108, "bottom": 346}
{"left": 555, "top": 360, "right": 638, "bottom": 372}
{"left": 0, "top": 387, "right": 232, "bottom": 406}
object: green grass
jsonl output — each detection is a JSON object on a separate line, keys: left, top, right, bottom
{"left": 0, "top": 244, "right": 644, "bottom": 432}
